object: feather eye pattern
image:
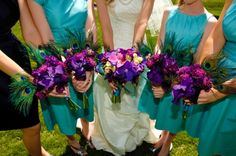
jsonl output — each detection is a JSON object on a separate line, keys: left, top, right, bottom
{"left": 201, "top": 51, "right": 227, "bottom": 85}
{"left": 201, "top": 51, "right": 236, "bottom": 93}
{"left": 27, "top": 45, "right": 47, "bottom": 67}
{"left": 9, "top": 74, "right": 36, "bottom": 116}
{"left": 27, "top": 43, "right": 64, "bottom": 69}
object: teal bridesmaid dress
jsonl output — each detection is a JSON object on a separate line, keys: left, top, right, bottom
{"left": 153, "top": 7, "right": 212, "bottom": 134}
{"left": 36, "top": 0, "right": 94, "bottom": 135}
{"left": 197, "top": 1, "right": 236, "bottom": 155}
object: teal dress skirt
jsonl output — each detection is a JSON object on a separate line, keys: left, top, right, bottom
{"left": 36, "top": 0, "right": 94, "bottom": 135}
{"left": 197, "top": 1, "right": 236, "bottom": 155}
{"left": 138, "top": 69, "right": 159, "bottom": 120}
{"left": 139, "top": 7, "right": 212, "bottom": 134}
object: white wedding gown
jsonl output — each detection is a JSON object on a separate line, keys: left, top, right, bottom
{"left": 91, "top": 0, "right": 172, "bottom": 155}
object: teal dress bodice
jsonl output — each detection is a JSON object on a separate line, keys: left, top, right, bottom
{"left": 36, "top": 0, "right": 94, "bottom": 135}
{"left": 164, "top": 7, "right": 207, "bottom": 55}
{"left": 35, "top": 0, "right": 88, "bottom": 44}
{"left": 198, "top": 1, "right": 236, "bottom": 155}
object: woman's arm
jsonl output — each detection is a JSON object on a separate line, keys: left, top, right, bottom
{"left": 18, "top": 0, "right": 42, "bottom": 47}
{"left": 132, "top": 0, "right": 154, "bottom": 46}
{"left": 194, "top": 0, "right": 233, "bottom": 64}
{"left": 86, "top": 0, "right": 97, "bottom": 43}
{"left": 194, "top": 16, "right": 217, "bottom": 64}
{"left": 0, "top": 50, "right": 29, "bottom": 77}
{"left": 96, "top": 0, "right": 114, "bottom": 50}
{"left": 27, "top": 0, "right": 54, "bottom": 44}
{"left": 155, "top": 8, "right": 171, "bottom": 52}
{"left": 197, "top": 0, "right": 234, "bottom": 104}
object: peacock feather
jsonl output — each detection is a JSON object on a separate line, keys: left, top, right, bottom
{"left": 201, "top": 51, "right": 236, "bottom": 93}
{"left": 138, "top": 30, "right": 157, "bottom": 57}
{"left": 9, "top": 74, "right": 36, "bottom": 116}
{"left": 161, "top": 33, "right": 194, "bottom": 67}
{"left": 58, "top": 29, "right": 100, "bottom": 55}
{"left": 27, "top": 42, "right": 64, "bottom": 69}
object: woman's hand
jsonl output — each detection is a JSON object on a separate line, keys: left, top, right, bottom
{"left": 223, "top": 78, "right": 236, "bottom": 89}
{"left": 72, "top": 71, "right": 93, "bottom": 93}
{"left": 109, "top": 81, "right": 118, "bottom": 92}
{"left": 152, "top": 86, "right": 165, "bottom": 98}
{"left": 197, "top": 88, "right": 227, "bottom": 104}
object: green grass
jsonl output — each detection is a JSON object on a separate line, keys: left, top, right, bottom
{"left": 0, "top": 1, "right": 224, "bottom": 156}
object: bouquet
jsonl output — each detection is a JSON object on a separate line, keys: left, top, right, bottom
{"left": 146, "top": 53, "right": 179, "bottom": 92}
{"left": 32, "top": 55, "right": 68, "bottom": 98}
{"left": 96, "top": 48, "right": 145, "bottom": 103}
{"left": 172, "top": 64, "right": 212, "bottom": 119}
{"left": 64, "top": 45, "right": 97, "bottom": 109}
{"left": 10, "top": 44, "right": 70, "bottom": 115}
{"left": 64, "top": 47, "right": 96, "bottom": 80}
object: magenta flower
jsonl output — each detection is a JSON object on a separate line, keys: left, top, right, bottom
{"left": 172, "top": 64, "right": 212, "bottom": 105}
{"left": 65, "top": 48, "right": 96, "bottom": 80}
{"left": 96, "top": 48, "right": 145, "bottom": 103}
{"left": 146, "top": 53, "right": 179, "bottom": 91}
{"left": 32, "top": 56, "right": 68, "bottom": 99}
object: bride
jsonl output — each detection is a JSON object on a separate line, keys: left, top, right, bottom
{"left": 92, "top": 0, "right": 172, "bottom": 155}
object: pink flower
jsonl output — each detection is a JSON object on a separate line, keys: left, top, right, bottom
{"left": 108, "top": 52, "right": 118, "bottom": 65}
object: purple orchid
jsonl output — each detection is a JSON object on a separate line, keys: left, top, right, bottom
{"left": 146, "top": 53, "right": 179, "bottom": 92}
{"left": 65, "top": 48, "right": 96, "bottom": 81}
{"left": 172, "top": 64, "right": 212, "bottom": 105}
{"left": 32, "top": 56, "right": 68, "bottom": 99}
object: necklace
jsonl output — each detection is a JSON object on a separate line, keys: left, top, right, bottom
{"left": 118, "top": 0, "right": 134, "bottom": 5}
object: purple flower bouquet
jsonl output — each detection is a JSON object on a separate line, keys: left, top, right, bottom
{"left": 96, "top": 48, "right": 145, "bottom": 103}
{"left": 65, "top": 48, "right": 96, "bottom": 80}
{"left": 172, "top": 64, "right": 212, "bottom": 119}
{"left": 32, "top": 56, "right": 69, "bottom": 99}
{"left": 64, "top": 47, "right": 96, "bottom": 110}
{"left": 146, "top": 53, "right": 179, "bottom": 92}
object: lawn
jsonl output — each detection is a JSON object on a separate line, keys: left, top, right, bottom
{"left": 0, "top": 1, "right": 224, "bottom": 156}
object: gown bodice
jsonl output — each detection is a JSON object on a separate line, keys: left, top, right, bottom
{"left": 108, "top": 0, "right": 143, "bottom": 49}
{"left": 164, "top": 7, "right": 210, "bottom": 66}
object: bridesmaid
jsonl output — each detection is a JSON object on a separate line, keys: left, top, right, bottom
{"left": 27, "top": 0, "right": 96, "bottom": 154}
{"left": 148, "top": 0, "right": 217, "bottom": 155}
{"left": 195, "top": 0, "right": 236, "bottom": 155}
{"left": 0, "top": 0, "right": 50, "bottom": 155}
